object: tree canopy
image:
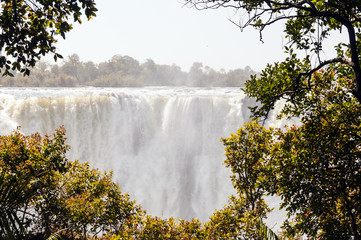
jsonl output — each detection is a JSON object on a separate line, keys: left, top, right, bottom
{"left": 186, "top": 0, "right": 361, "bottom": 119}
{"left": 0, "top": 0, "right": 97, "bottom": 76}
{"left": 0, "top": 54, "right": 256, "bottom": 87}
{"left": 0, "top": 128, "right": 144, "bottom": 239}
{"left": 185, "top": 0, "right": 361, "bottom": 238}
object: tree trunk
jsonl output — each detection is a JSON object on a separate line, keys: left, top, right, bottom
{"left": 345, "top": 22, "right": 361, "bottom": 103}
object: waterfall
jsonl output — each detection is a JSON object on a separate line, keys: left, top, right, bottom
{"left": 0, "top": 87, "right": 254, "bottom": 221}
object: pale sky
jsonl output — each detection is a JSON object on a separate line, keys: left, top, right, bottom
{"left": 52, "top": 0, "right": 344, "bottom": 72}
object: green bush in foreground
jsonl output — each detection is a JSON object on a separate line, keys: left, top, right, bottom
{"left": 0, "top": 128, "right": 143, "bottom": 239}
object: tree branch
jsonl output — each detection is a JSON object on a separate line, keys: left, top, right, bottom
{"left": 293, "top": 57, "right": 354, "bottom": 92}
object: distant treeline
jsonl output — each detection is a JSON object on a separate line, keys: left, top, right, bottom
{"left": 0, "top": 54, "right": 256, "bottom": 87}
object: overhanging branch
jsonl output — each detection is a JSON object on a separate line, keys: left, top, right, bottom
{"left": 260, "top": 57, "right": 354, "bottom": 120}
{"left": 293, "top": 57, "right": 354, "bottom": 92}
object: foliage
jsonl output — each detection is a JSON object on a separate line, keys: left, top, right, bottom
{"left": 111, "top": 216, "right": 203, "bottom": 240}
{"left": 0, "top": 128, "right": 144, "bottom": 239}
{"left": 111, "top": 197, "right": 278, "bottom": 240}
{"left": 0, "top": 127, "right": 69, "bottom": 184}
{"left": 0, "top": 0, "right": 97, "bottom": 76}
{"left": 269, "top": 72, "right": 361, "bottom": 239}
{"left": 0, "top": 127, "right": 69, "bottom": 239}
{"left": 220, "top": 72, "right": 361, "bottom": 239}
{"left": 203, "top": 195, "right": 271, "bottom": 240}
{"left": 0, "top": 54, "right": 256, "bottom": 87}
{"left": 0, "top": 171, "right": 33, "bottom": 239}
{"left": 45, "top": 230, "right": 64, "bottom": 240}
{"left": 46, "top": 160, "right": 144, "bottom": 239}
{"left": 222, "top": 121, "right": 274, "bottom": 210}
{"left": 212, "top": 121, "right": 276, "bottom": 240}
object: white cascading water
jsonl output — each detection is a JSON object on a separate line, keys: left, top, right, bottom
{"left": 0, "top": 87, "right": 282, "bottom": 224}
